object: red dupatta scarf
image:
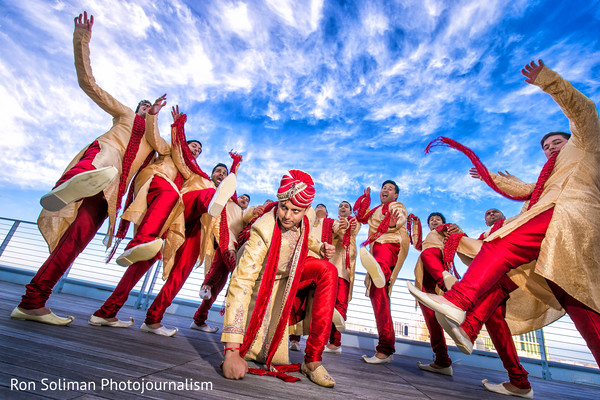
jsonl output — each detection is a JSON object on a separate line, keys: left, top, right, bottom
{"left": 240, "top": 206, "right": 310, "bottom": 382}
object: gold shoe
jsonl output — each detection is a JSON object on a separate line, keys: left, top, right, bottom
{"left": 417, "top": 361, "right": 453, "bottom": 376}
{"left": 407, "top": 282, "right": 465, "bottom": 325}
{"left": 88, "top": 315, "right": 134, "bottom": 328}
{"left": 360, "top": 247, "right": 386, "bottom": 288}
{"left": 435, "top": 312, "right": 473, "bottom": 355}
{"left": 207, "top": 173, "right": 237, "bottom": 217}
{"left": 301, "top": 362, "right": 335, "bottom": 388}
{"left": 442, "top": 271, "right": 458, "bottom": 290}
{"left": 482, "top": 380, "right": 533, "bottom": 399}
{"left": 10, "top": 307, "right": 74, "bottom": 326}
{"left": 116, "top": 239, "right": 163, "bottom": 267}
{"left": 332, "top": 309, "right": 346, "bottom": 332}
{"left": 40, "top": 166, "right": 118, "bottom": 212}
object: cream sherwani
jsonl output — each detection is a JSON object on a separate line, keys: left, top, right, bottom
{"left": 222, "top": 212, "right": 321, "bottom": 365}
{"left": 38, "top": 27, "right": 169, "bottom": 251}
{"left": 481, "top": 66, "right": 600, "bottom": 315}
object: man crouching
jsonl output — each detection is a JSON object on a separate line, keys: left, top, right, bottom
{"left": 221, "top": 170, "right": 338, "bottom": 387}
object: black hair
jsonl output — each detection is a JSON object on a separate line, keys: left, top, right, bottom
{"left": 340, "top": 200, "right": 352, "bottom": 212}
{"left": 186, "top": 139, "right": 202, "bottom": 147}
{"left": 540, "top": 132, "right": 571, "bottom": 147}
{"left": 315, "top": 203, "right": 327, "bottom": 211}
{"left": 212, "top": 163, "right": 228, "bottom": 174}
{"left": 427, "top": 212, "right": 446, "bottom": 225}
{"left": 381, "top": 180, "right": 399, "bottom": 194}
{"left": 239, "top": 193, "right": 251, "bottom": 201}
{"left": 135, "top": 100, "right": 151, "bottom": 113}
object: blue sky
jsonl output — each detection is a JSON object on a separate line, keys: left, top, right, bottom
{"left": 1, "top": 0, "right": 599, "bottom": 278}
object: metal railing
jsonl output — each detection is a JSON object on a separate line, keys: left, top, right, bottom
{"left": 1, "top": 216, "right": 598, "bottom": 379}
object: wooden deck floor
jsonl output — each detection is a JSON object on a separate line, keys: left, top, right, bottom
{"left": 1, "top": 279, "right": 598, "bottom": 400}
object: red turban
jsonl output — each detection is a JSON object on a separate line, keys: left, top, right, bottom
{"left": 277, "top": 169, "right": 315, "bottom": 207}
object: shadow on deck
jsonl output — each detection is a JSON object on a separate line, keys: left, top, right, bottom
{"left": 1, "top": 279, "right": 598, "bottom": 400}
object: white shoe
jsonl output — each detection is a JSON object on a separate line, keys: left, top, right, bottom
{"left": 88, "top": 315, "right": 133, "bottom": 328}
{"left": 407, "top": 281, "right": 466, "bottom": 325}
{"left": 332, "top": 309, "right": 346, "bottom": 332}
{"left": 435, "top": 312, "right": 473, "bottom": 355}
{"left": 198, "top": 285, "right": 212, "bottom": 300}
{"left": 359, "top": 247, "right": 386, "bottom": 288}
{"left": 442, "top": 271, "right": 458, "bottom": 290}
{"left": 189, "top": 321, "right": 219, "bottom": 333}
{"left": 323, "top": 346, "right": 342, "bottom": 354}
{"left": 207, "top": 173, "right": 237, "bottom": 217}
{"left": 482, "top": 380, "right": 533, "bottom": 399}
{"left": 289, "top": 340, "right": 301, "bottom": 351}
{"left": 116, "top": 239, "right": 163, "bottom": 267}
{"left": 362, "top": 354, "right": 393, "bottom": 364}
{"left": 417, "top": 361, "right": 453, "bottom": 376}
{"left": 10, "top": 307, "right": 74, "bottom": 326}
{"left": 40, "top": 166, "right": 118, "bottom": 212}
{"left": 140, "top": 323, "right": 178, "bottom": 337}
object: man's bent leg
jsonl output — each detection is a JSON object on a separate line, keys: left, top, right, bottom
{"left": 94, "top": 257, "right": 157, "bottom": 319}
{"left": 193, "top": 253, "right": 230, "bottom": 326}
{"left": 547, "top": 280, "right": 600, "bottom": 366}
{"left": 485, "top": 303, "right": 531, "bottom": 390}
{"left": 19, "top": 193, "right": 107, "bottom": 309}
{"left": 144, "top": 228, "right": 201, "bottom": 325}
{"left": 370, "top": 242, "right": 400, "bottom": 355}
{"left": 445, "top": 208, "right": 553, "bottom": 311}
{"left": 421, "top": 271, "right": 452, "bottom": 367}
{"left": 299, "top": 258, "right": 337, "bottom": 363}
{"left": 53, "top": 141, "right": 101, "bottom": 187}
{"left": 329, "top": 278, "right": 350, "bottom": 347}
{"left": 126, "top": 176, "right": 179, "bottom": 249}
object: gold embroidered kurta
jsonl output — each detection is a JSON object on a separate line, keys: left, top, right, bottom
{"left": 37, "top": 27, "right": 169, "bottom": 252}
{"left": 364, "top": 201, "right": 410, "bottom": 296}
{"left": 221, "top": 212, "right": 321, "bottom": 365}
{"left": 482, "top": 66, "right": 600, "bottom": 315}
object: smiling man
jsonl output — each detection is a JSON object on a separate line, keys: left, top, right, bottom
{"left": 354, "top": 180, "right": 410, "bottom": 363}
{"left": 409, "top": 60, "right": 600, "bottom": 371}
{"left": 221, "top": 170, "right": 338, "bottom": 388}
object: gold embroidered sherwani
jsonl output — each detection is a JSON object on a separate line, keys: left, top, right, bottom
{"left": 331, "top": 218, "right": 361, "bottom": 301}
{"left": 38, "top": 27, "right": 169, "bottom": 252}
{"left": 480, "top": 66, "right": 600, "bottom": 315}
{"left": 221, "top": 212, "right": 321, "bottom": 365}
{"left": 364, "top": 201, "right": 410, "bottom": 296}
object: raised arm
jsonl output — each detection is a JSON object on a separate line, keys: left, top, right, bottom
{"left": 144, "top": 95, "right": 170, "bottom": 155}
{"left": 73, "top": 11, "right": 130, "bottom": 117}
{"left": 524, "top": 59, "right": 600, "bottom": 153}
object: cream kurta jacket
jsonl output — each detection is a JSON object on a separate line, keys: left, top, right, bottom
{"left": 38, "top": 27, "right": 169, "bottom": 252}
{"left": 364, "top": 201, "right": 410, "bottom": 296}
{"left": 482, "top": 66, "right": 600, "bottom": 314}
{"left": 221, "top": 212, "right": 321, "bottom": 365}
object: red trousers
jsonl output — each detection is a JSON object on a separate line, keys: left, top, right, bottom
{"left": 193, "top": 247, "right": 235, "bottom": 325}
{"left": 328, "top": 277, "right": 350, "bottom": 347}
{"left": 144, "top": 188, "right": 215, "bottom": 324}
{"left": 547, "top": 280, "right": 600, "bottom": 367}
{"left": 54, "top": 141, "right": 101, "bottom": 188}
{"left": 126, "top": 176, "right": 179, "bottom": 249}
{"left": 369, "top": 242, "right": 401, "bottom": 355}
{"left": 93, "top": 175, "right": 179, "bottom": 318}
{"left": 419, "top": 247, "right": 452, "bottom": 367}
{"left": 93, "top": 257, "right": 157, "bottom": 318}
{"left": 445, "top": 207, "right": 600, "bottom": 368}
{"left": 295, "top": 257, "right": 338, "bottom": 363}
{"left": 20, "top": 145, "right": 105, "bottom": 309}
